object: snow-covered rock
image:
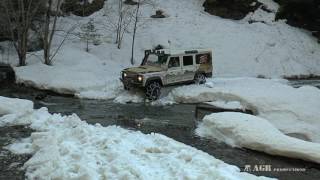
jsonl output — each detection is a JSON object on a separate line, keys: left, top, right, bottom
{"left": 196, "top": 112, "right": 320, "bottom": 164}
{"left": 0, "top": 96, "right": 33, "bottom": 116}
{"left": 0, "top": 96, "right": 273, "bottom": 180}
{"left": 162, "top": 78, "right": 320, "bottom": 143}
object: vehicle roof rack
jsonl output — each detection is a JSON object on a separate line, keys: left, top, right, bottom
{"left": 185, "top": 50, "right": 198, "bottom": 54}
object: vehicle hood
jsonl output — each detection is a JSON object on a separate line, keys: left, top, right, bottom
{"left": 123, "top": 65, "right": 164, "bottom": 74}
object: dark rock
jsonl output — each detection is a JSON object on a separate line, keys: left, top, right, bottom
{"left": 203, "top": 0, "right": 262, "bottom": 20}
{"left": 248, "top": 19, "right": 266, "bottom": 24}
{"left": 260, "top": 4, "right": 273, "bottom": 13}
{"left": 154, "top": 44, "right": 164, "bottom": 50}
{"left": 0, "top": 64, "right": 15, "bottom": 84}
{"left": 151, "top": 10, "right": 166, "bottom": 18}
{"left": 61, "top": 0, "right": 105, "bottom": 17}
{"left": 275, "top": 0, "right": 320, "bottom": 42}
{"left": 35, "top": 93, "right": 47, "bottom": 100}
{"left": 124, "top": 0, "right": 138, "bottom": 5}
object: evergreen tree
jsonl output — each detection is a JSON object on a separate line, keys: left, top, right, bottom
{"left": 79, "top": 18, "right": 101, "bottom": 52}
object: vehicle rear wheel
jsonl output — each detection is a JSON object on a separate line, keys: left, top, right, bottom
{"left": 194, "top": 73, "right": 206, "bottom": 84}
{"left": 145, "top": 81, "right": 161, "bottom": 101}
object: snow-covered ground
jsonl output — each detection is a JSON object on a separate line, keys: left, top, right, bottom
{"left": 0, "top": 0, "right": 318, "bottom": 97}
{"left": 161, "top": 78, "right": 320, "bottom": 144}
{"left": 196, "top": 112, "right": 320, "bottom": 164}
{"left": 0, "top": 96, "right": 273, "bottom": 180}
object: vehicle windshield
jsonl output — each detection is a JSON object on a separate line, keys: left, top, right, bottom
{"left": 145, "top": 54, "right": 168, "bottom": 66}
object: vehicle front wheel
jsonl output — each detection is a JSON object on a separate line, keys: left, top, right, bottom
{"left": 194, "top": 73, "right": 206, "bottom": 84}
{"left": 145, "top": 81, "right": 161, "bottom": 101}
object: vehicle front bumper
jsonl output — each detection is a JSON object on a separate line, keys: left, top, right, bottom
{"left": 120, "top": 77, "right": 143, "bottom": 88}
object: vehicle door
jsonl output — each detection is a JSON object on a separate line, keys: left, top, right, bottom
{"left": 165, "top": 56, "right": 183, "bottom": 84}
{"left": 181, "top": 55, "right": 196, "bottom": 81}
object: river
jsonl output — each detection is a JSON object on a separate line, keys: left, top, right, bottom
{"left": 1, "top": 80, "right": 320, "bottom": 180}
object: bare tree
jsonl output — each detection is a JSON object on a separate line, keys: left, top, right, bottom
{"left": 104, "top": 0, "right": 135, "bottom": 49}
{"left": 38, "top": 0, "right": 76, "bottom": 65}
{"left": 1, "top": 0, "right": 41, "bottom": 66}
{"left": 39, "top": 0, "right": 63, "bottom": 65}
{"left": 115, "top": 0, "right": 123, "bottom": 46}
{"left": 116, "top": 0, "right": 135, "bottom": 49}
{"left": 130, "top": 0, "right": 140, "bottom": 65}
{"left": 130, "top": 0, "right": 155, "bottom": 64}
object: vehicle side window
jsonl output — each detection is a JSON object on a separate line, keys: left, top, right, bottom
{"left": 168, "top": 57, "right": 180, "bottom": 68}
{"left": 196, "top": 53, "right": 210, "bottom": 64}
{"left": 183, "top": 56, "right": 193, "bottom": 66}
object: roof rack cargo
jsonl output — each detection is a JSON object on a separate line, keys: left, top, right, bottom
{"left": 185, "top": 50, "right": 198, "bottom": 54}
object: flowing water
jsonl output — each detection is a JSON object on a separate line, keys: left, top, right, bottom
{"left": 1, "top": 81, "right": 320, "bottom": 180}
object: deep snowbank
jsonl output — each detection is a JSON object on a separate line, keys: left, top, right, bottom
{"left": 0, "top": 96, "right": 273, "bottom": 180}
{"left": 9, "top": 0, "right": 320, "bottom": 97}
{"left": 14, "top": 46, "right": 124, "bottom": 96}
{"left": 162, "top": 78, "right": 320, "bottom": 143}
{"left": 196, "top": 112, "right": 320, "bottom": 164}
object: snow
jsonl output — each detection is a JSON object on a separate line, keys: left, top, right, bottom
{"left": 14, "top": 46, "right": 125, "bottom": 96}
{"left": 0, "top": 96, "right": 33, "bottom": 116}
{"left": 161, "top": 78, "right": 320, "bottom": 143}
{"left": 113, "top": 91, "right": 144, "bottom": 104}
{"left": 1, "top": 0, "right": 318, "bottom": 97}
{"left": 204, "top": 101, "right": 244, "bottom": 110}
{"left": 196, "top": 112, "right": 320, "bottom": 164}
{"left": 0, "top": 96, "right": 273, "bottom": 180}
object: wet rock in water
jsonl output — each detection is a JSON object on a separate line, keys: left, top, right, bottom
{"left": 151, "top": 10, "right": 166, "bottom": 18}
{"left": 203, "top": 0, "right": 262, "bottom": 20}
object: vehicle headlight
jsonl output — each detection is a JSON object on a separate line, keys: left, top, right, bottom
{"left": 123, "top": 72, "right": 127, "bottom": 78}
{"left": 137, "top": 75, "right": 143, "bottom": 82}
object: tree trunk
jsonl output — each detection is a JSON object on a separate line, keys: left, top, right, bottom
{"left": 19, "top": 30, "right": 28, "bottom": 66}
{"left": 86, "top": 39, "right": 89, "bottom": 52}
{"left": 42, "top": 0, "right": 62, "bottom": 65}
{"left": 44, "top": 46, "right": 50, "bottom": 65}
{"left": 130, "top": 0, "right": 140, "bottom": 65}
{"left": 18, "top": 53, "right": 26, "bottom": 66}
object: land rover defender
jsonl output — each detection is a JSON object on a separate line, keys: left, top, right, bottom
{"left": 120, "top": 49, "right": 213, "bottom": 100}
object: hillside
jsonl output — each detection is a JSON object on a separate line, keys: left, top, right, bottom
{"left": 1, "top": 0, "right": 319, "bottom": 96}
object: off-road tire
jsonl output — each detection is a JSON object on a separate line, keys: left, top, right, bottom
{"left": 145, "top": 81, "right": 161, "bottom": 101}
{"left": 194, "top": 73, "right": 206, "bottom": 84}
